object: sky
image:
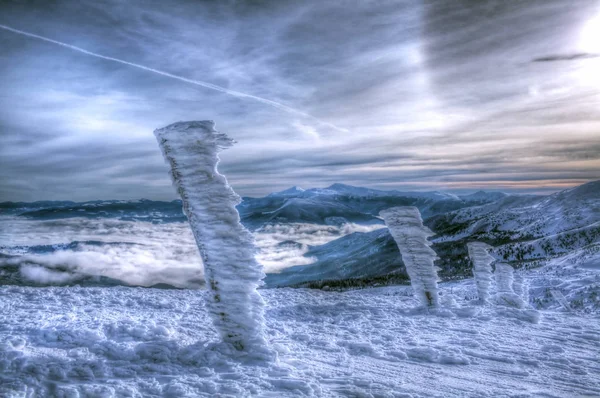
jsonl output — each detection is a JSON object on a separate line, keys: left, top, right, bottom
{"left": 0, "top": 0, "right": 599, "bottom": 201}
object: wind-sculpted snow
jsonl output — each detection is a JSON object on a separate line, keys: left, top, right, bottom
{"left": 154, "top": 121, "right": 271, "bottom": 357}
{"left": 1, "top": 284, "right": 599, "bottom": 397}
{"left": 494, "top": 263, "right": 525, "bottom": 308}
{"left": 467, "top": 242, "right": 495, "bottom": 303}
{"left": 381, "top": 206, "right": 439, "bottom": 307}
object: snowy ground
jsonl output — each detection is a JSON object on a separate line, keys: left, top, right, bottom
{"left": 1, "top": 280, "right": 599, "bottom": 397}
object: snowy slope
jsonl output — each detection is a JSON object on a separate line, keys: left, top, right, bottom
{"left": 239, "top": 183, "right": 501, "bottom": 230}
{"left": 240, "top": 197, "right": 382, "bottom": 230}
{"left": 427, "top": 180, "right": 600, "bottom": 264}
{"left": 458, "top": 191, "right": 508, "bottom": 206}
{"left": 430, "top": 180, "right": 600, "bottom": 240}
{"left": 264, "top": 227, "right": 402, "bottom": 287}
{"left": 264, "top": 181, "right": 600, "bottom": 288}
{"left": 1, "top": 283, "right": 599, "bottom": 397}
{"left": 527, "top": 242, "right": 600, "bottom": 312}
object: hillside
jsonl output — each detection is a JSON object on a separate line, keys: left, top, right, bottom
{"left": 239, "top": 183, "right": 500, "bottom": 230}
{"left": 427, "top": 180, "right": 600, "bottom": 264}
{"left": 266, "top": 180, "right": 600, "bottom": 287}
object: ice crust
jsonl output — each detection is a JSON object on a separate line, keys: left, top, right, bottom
{"left": 154, "top": 121, "right": 271, "bottom": 356}
{"left": 380, "top": 206, "right": 439, "bottom": 307}
{"left": 2, "top": 279, "right": 594, "bottom": 396}
{"left": 467, "top": 242, "right": 495, "bottom": 303}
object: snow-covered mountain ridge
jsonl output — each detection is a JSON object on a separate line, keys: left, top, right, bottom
{"left": 239, "top": 183, "right": 509, "bottom": 229}
{"left": 1, "top": 180, "right": 598, "bottom": 293}
{"left": 267, "top": 180, "right": 600, "bottom": 288}
{"left": 427, "top": 180, "right": 600, "bottom": 262}
{"left": 2, "top": 183, "right": 507, "bottom": 228}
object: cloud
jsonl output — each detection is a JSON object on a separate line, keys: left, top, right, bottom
{"left": 254, "top": 223, "right": 384, "bottom": 273}
{"left": 0, "top": 216, "right": 385, "bottom": 285}
{"left": 532, "top": 53, "right": 600, "bottom": 62}
{"left": 0, "top": 0, "right": 599, "bottom": 200}
{"left": 0, "top": 217, "right": 204, "bottom": 287}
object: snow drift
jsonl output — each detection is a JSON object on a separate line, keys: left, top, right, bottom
{"left": 380, "top": 206, "right": 439, "bottom": 307}
{"left": 467, "top": 242, "right": 495, "bottom": 303}
{"left": 154, "top": 121, "right": 271, "bottom": 357}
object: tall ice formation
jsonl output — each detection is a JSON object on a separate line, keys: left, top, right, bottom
{"left": 467, "top": 242, "right": 495, "bottom": 303}
{"left": 154, "top": 121, "right": 270, "bottom": 356}
{"left": 494, "top": 262, "right": 525, "bottom": 308}
{"left": 380, "top": 206, "right": 440, "bottom": 307}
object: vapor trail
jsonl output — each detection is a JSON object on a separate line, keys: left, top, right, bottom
{"left": 0, "top": 23, "right": 347, "bottom": 133}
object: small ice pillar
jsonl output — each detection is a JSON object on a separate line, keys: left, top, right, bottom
{"left": 467, "top": 242, "right": 495, "bottom": 303}
{"left": 512, "top": 272, "right": 529, "bottom": 304}
{"left": 494, "top": 263, "right": 514, "bottom": 294}
{"left": 380, "top": 206, "right": 439, "bottom": 307}
{"left": 154, "top": 121, "right": 270, "bottom": 355}
{"left": 494, "top": 263, "right": 524, "bottom": 308}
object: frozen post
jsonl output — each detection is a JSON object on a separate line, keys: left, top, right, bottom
{"left": 512, "top": 272, "right": 529, "bottom": 304}
{"left": 154, "top": 121, "right": 271, "bottom": 357}
{"left": 380, "top": 206, "right": 440, "bottom": 307}
{"left": 467, "top": 242, "right": 495, "bottom": 303}
{"left": 494, "top": 263, "right": 524, "bottom": 308}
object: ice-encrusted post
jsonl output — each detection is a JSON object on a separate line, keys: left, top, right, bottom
{"left": 467, "top": 242, "right": 495, "bottom": 303}
{"left": 154, "top": 121, "right": 271, "bottom": 357}
{"left": 512, "top": 272, "right": 529, "bottom": 304}
{"left": 494, "top": 263, "right": 524, "bottom": 308}
{"left": 380, "top": 206, "right": 440, "bottom": 307}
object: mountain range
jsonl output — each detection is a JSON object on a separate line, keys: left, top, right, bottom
{"left": 1, "top": 180, "right": 598, "bottom": 288}
{"left": 265, "top": 180, "right": 600, "bottom": 287}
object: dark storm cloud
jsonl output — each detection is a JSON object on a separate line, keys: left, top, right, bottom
{"left": 0, "top": 0, "right": 599, "bottom": 201}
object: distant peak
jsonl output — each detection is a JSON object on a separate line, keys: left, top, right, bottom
{"left": 281, "top": 186, "right": 304, "bottom": 193}
{"left": 558, "top": 179, "right": 600, "bottom": 199}
{"left": 268, "top": 186, "right": 305, "bottom": 197}
{"left": 327, "top": 183, "right": 355, "bottom": 190}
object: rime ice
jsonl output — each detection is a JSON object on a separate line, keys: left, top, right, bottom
{"left": 380, "top": 206, "right": 440, "bottom": 307}
{"left": 154, "top": 121, "right": 271, "bottom": 357}
{"left": 467, "top": 242, "right": 495, "bottom": 303}
{"left": 494, "top": 262, "right": 525, "bottom": 309}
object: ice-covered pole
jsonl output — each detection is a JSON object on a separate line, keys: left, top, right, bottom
{"left": 154, "top": 121, "right": 271, "bottom": 357}
{"left": 467, "top": 242, "right": 495, "bottom": 303}
{"left": 380, "top": 206, "right": 440, "bottom": 307}
{"left": 513, "top": 272, "right": 529, "bottom": 304}
{"left": 494, "top": 263, "right": 524, "bottom": 308}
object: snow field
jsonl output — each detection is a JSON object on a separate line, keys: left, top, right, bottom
{"left": 1, "top": 282, "right": 598, "bottom": 397}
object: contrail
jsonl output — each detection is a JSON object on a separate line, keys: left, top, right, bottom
{"left": 0, "top": 23, "right": 347, "bottom": 133}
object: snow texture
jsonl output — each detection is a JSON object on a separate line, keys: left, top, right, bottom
{"left": 494, "top": 263, "right": 525, "bottom": 309}
{"left": 1, "top": 284, "right": 599, "bottom": 397}
{"left": 380, "top": 206, "right": 440, "bottom": 307}
{"left": 467, "top": 242, "right": 495, "bottom": 303}
{"left": 154, "top": 121, "right": 271, "bottom": 357}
